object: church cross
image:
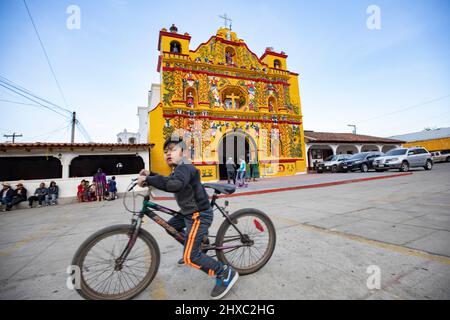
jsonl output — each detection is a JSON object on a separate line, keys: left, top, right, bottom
{"left": 219, "top": 13, "right": 233, "bottom": 29}
{"left": 226, "top": 92, "right": 240, "bottom": 109}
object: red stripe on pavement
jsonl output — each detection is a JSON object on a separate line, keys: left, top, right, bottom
{"left": 153, "top": 172, "right": 413, "bottom": 201}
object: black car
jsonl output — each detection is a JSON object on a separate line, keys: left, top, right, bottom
{"left": 339, "top": 152, "right": 384, "bottom": 173}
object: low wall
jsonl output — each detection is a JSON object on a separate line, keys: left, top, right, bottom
{"left": 3, "top": 174, "right": 147, "bottom": 202}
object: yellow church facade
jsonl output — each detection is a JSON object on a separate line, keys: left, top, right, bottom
{"left": 149, "top": 25, "right": 307, "bottom": 181}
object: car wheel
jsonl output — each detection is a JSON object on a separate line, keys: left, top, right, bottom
{"left": 331, "top": 165, "right": 338, "bottom": 173}
{"left": 424, "top": 160, "right": 433, "bottom": 170}
{"left": 400, "top": 161, "right": 409, "bottom": 172}
{"left": 361, "top": 164, "right": 368, "bottom": 173}
{"left": 446, "top": 156, "right": 450, "bottom": 163}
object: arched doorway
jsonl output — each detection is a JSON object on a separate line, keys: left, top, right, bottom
{"left": 218, "top": 131, "right": 257, "bottom": 180}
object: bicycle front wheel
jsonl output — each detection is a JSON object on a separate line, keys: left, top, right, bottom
{"left": 71, "top": 224, "right": 160, "bottom": 300}
{"left": 215, "top": 209, "right": 276, "bottom": 275}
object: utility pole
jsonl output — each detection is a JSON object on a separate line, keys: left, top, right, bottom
{"left": 3, "top": 133, "right": 23, "bottom": 143}
{"left": 71, "top": 111, "right": 76, "bottom": 143}
{"left": 347, "top": 124, "right": 357, "bottom": 135}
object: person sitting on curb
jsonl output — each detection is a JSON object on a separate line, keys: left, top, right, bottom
{"left": 46, "top": 181, "right": 59, "bottom": 205}
{"left": 10, "top": 183, "right": 28, "bottom": 210}
{"left": 28, "top": 183, "right": 48, "bottom": 208}
{"left": 77, "top": 180, "right": 85, "bottom": 202}
{"left": 0, "top": 182, "right": 15, "bottom": 212}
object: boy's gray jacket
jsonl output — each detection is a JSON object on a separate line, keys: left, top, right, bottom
{"left": 145, "top": 161, "right": 211, "bottom": 215}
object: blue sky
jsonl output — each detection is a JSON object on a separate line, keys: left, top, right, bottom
{"left": 0, "top": 0, "right": 449, "bottom": 143}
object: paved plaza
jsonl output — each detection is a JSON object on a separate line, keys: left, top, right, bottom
{"left": 0, "top": 164, "right": 449, "bottom": 300}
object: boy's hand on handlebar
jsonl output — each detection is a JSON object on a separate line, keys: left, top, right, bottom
{"left": 137, "top": 176, "right": 148, "bottom": 187}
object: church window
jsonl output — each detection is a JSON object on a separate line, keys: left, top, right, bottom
{"left": 274, "top": 59, "right": 281, "bottom": 69}
{"left": 170, "top": 41, "right": 181, "bottom": 53}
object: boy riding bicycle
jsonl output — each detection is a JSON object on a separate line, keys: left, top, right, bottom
{"left": 137, "top": 136, "right": 239, "bottom": 300}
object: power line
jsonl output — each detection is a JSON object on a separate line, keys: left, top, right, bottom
{"left": 27, "top": 121, "right": 72, "bottom": 141}
{"left": 0, "top": 80, "right": 93, "bottom": 142}
{"left": 0, "top": 98, "right": 42, "bottom": 108}
{"left": 23, "top": 0, "right": 69, "bottom": 109}
{"left": 0, "top": 82, "right": 69, "bottom": 119}
{"left": 357, "top": 94, "right": 450, "bottom": 124}
{"left": 0, "top": 75, "right": 72, "bottom": 114}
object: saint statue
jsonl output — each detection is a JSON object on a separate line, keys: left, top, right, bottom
{"left": 186, "top": 92, "right": 194, "bottom": 108}
{"left": 226, "top": 51, "right": 233, "bottom": 65}
{"left": 268, "top": 99, "right": 274, "bottom": 112}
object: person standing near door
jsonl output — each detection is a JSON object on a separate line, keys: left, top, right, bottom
{"left": 237, "top": 158, "right": 247, "bottom": 187}
{"left": 225, "top": 157, "right": 236, "bottom": 184}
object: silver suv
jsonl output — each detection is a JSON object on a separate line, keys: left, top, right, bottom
{"left": 373, "top": 147, "right": 433, "bottom": 172}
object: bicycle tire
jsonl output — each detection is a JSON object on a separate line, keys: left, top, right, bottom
{"left": 71, "top": 224, "right": 160, "bottom": 300}
{"left": 215, "top": 209, "right": 276, "bottom": 275}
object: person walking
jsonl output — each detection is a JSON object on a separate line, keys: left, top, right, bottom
{"left": 236, "top": 158, "right": 247, "bottom": 187}
{"left": 225, "top": 157, "right": 236, "bottom": 184}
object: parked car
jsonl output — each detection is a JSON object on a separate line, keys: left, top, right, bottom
{"left": 430, "top": 151, "right": 450, "bottom": 163}
{"left": 316, "top": 154, "right": 352, "bottom": 173}
{"left": 340, "top": 151, "right": 384, "bottom": 173}
{"left": 372, "top": 147, "right": 433, "bottom": 172}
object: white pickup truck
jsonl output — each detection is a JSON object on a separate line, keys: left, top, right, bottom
{"left": 430, "top": 151, "right": 450, "bottom": 163}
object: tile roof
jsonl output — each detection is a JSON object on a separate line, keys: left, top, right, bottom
{"left": 304, "top": 131, "right": 404, "bottom": 144}
{"left": 0, "top": 142, "right": 154, "bottom": 150}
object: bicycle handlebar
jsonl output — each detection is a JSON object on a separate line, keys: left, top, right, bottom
{"left": 127, "top": 178, "right": 148, "bottom": 192}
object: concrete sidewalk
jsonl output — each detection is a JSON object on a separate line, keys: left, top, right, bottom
{"left": 0, "top": 163, "right": 449, "bottom": 300}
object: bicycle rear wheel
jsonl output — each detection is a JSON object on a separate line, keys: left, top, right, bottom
{"left": 215, "top": 209, "right": 276, "bottom": 275}
{"left": 71, "top": 224, "right": 160, "bottom": 300}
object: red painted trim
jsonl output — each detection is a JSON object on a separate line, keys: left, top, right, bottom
{"left": 189, "top": 36, "right": 216, "bottom": 54}
{"left": 162, "top": 66, "right": 290, "bottom": 86}
{"left": 152, "top": 172, "right": 413, "bottom": 201}
{"left": 192, "top": 162, "right": 219, "bottom": 165}
{"left": 189, "top": 36, "right": 270, "bottom": 69}
{"left": 260, "top": 158, "right": 304, "bottom": 164}
{"left": 163, "top": 113, "right": 302, "bottom": 125}
{"left": 158, "top": 30, "right": 191, "bottom": 51}
{"left": 260, "top": 50, "right": 288, "bottom": 61}
{"left": 162, "top": 51, "right": 190, "bottom": 57}
{"left": 157, "top": 55, "right": 162, "bottom": 73}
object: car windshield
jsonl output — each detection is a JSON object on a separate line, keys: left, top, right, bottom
{"left": 386, "top": 149, "right": 407, "bottom": 156}
{"left": 324, "top": 155, "right": 338, "bottom": 161}
{"left": 349, "top": 153, "right": 368, "bottom": 160}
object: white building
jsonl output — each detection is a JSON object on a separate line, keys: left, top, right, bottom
{"left": 117, "top": 129, "right": 140, "bottom": 144}
{"left": 304, "top": 131, "right": 404, "bottom": 170}
{"left": 118, "top": 84, "right": 161, "bottom": 144}
{"left": 0, "top": 142, "right": 153, "bottom": 204}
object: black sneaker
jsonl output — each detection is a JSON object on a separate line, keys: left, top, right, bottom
{"left": 177, "top": 258, "right": 185, "bottom": 267}
{"left": 210, "top": 265, "right": 239, "bottom": 300}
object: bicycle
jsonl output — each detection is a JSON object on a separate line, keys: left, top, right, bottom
{"left": 71, "top": 179, "right": 276, "bottom": 300}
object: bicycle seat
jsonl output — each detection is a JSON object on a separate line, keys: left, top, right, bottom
{"left": 203, "top": 183, "right": 236, "bottom": 195}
